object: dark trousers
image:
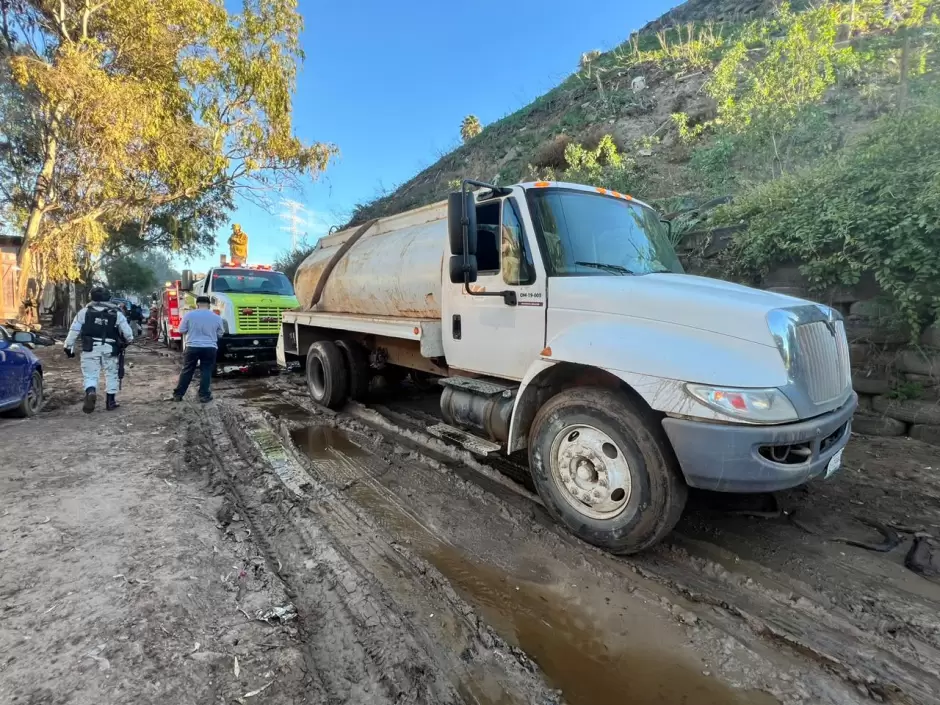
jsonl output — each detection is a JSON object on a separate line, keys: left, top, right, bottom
{"left": 174, "top": 346, "right": 217, "bottom": 400}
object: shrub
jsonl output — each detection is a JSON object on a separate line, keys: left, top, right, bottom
{"left": 563, "top": 134, "right": 636, "bottom": 193}
{"left": 532, "top": 134, "right": 572, "bottom": 169}
{"left": 719, "top": 104, "right": 940, "bottom": 336}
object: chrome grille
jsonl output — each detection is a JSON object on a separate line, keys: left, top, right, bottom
{"left": 795, "top": 320, "right": 851, "bottom": 404}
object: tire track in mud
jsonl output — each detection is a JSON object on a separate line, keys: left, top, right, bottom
{"left": 198, "top": 401, "right": 562, "bottom": 705}
{"left": 227, "top": 386, "right": 871, "bottom": 705}
{"left": 231, "top": 377, "right": 940, "bottom": 704}
{"left": 256, "top": 382, "right": 940, "bottom": 705}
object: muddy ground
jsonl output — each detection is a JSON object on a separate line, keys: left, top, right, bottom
{"left": 2, "top": 342, "right": 939, "bottom": 705}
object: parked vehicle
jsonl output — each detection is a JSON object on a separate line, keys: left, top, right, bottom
{"left": 158, "top": 282, "right": 183, "bottom": 350}
{"left": 278, "top": 180, "right": 856, "bottom": 554}
{"left": 178, "top": 264, "right": 298, "bottom": 373}
{"left": 0, "top": 325, "right": 47, "bottom": 417}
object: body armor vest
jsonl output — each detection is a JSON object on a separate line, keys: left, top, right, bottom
{"left": 81, "top": 305, "right": 119, "bottom": 343}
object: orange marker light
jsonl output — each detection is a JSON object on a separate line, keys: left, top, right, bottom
{"left": 534, "top": 181, "right": 550, "bottom": 188}
{"left": 540, "top": 346, "right": 552, "bottom": 357}
{"left": 595, "top": 188, "right": 608, "bottom": 195}
{"left": 413, "top": 326, "right": 420, "bottom": 335}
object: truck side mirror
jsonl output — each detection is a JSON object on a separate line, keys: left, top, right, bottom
{"left": 661, "top": 218, "right": 673, "bottom": 242}
{"left": 449, "top": 254, "right": 478, "bottom": 284}
{"left": 448, "top": 192, "right": 477, "bottom": 256}
{"left": 180, "top": 269, "right": 193, "bottom": 291}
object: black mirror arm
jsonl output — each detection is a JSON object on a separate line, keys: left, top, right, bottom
{"left": 458, "top": 180, "right": 517, "bottom": 306}
{"left": 462, "top": 276, "right": 517, "bottom": 306}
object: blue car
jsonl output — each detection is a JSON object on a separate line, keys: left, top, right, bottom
{"left": 0, "top": 325, "right": 45, "bottom": 417}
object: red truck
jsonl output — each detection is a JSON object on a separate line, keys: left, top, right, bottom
{"left": 158, "top": 281, "right": 183, "bottom": 350}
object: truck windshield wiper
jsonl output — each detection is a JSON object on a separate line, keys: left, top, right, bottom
{"left": 575, "top": 261, "right": 633, "bottom": 274}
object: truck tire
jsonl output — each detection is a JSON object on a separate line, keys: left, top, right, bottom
{"left": 528, "top": 387, "right": 687, "bottom": 554}
{"left": 305, "top": 341, "right": 348, "bottom": 409}
{"left": 336, "top": 340, "right": 370, "bottom": 401}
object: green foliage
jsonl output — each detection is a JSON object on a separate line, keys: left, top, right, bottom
{"left": 719, "top": 104, "right": 940, "bottom": 336}
{"left": 563, "top": 135, "right": 635, "bottom": 192}
{"left": 689, "top": 135, "right": 736, "bottom": 185}
{"left": 889, "top": 380, "right": 925, "bottom": 401}
{"left": 623, "top": 21, "right": 729, "bottom": 73}
{"left": 273, "top": 239, "right": 315, "bottom": 285}
{"left": 708, "top": 4, "right": 854, "bottom": 135}
{"left": 2, "top": 0, "right": 336, "bottom": 302}
{"left": 131, "top": 252, "right": 181, "bottom": 290}
{"left": 104, "top": 259, "right": 157, "bottom": 296}
{"left": 460, "top": 115, "right": 482, "bottom": 143}
{"left": 672, "top": 112, "right": 707, "bottom": 142}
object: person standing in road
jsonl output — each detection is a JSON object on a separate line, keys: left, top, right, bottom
{"left": 64, "top": 287, "right": 134, "bottom": 413}
{"left": 173, "top": 295, "right": 224, "bottom": 403}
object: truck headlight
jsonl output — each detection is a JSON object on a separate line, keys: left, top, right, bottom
{"left": 685, "top": 385, "right": 798, "bottom": 424}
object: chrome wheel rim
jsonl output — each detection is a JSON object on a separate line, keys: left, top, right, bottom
{"left": 27, "top": 374, "right": 42, "bottom": 413}
{"left": 549, "top": 424, "right": 632, "bottom": 520}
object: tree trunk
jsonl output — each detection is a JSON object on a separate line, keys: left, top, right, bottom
{"left": 16, "top": 127, "right": 58, "bottom": 320}
{"left": 51, "top": 281, "right": 70, "bottom": 327}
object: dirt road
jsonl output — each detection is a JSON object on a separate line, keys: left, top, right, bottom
{"left": 2, "top": 343, "right": 939, "bottom": 705}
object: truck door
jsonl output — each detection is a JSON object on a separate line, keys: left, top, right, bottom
{"left": 442, "top": 195, "right": 546, "bottom": 380}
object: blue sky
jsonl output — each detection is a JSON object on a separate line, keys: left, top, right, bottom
{"left": 181, "top": 0, "right": 677, "bottom": 273}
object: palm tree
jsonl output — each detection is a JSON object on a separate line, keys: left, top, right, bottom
{"left": 460, "top": 115, "right": 482, "bottom": 143}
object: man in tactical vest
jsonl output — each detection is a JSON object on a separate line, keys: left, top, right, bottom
{"left": 63, "top": 287, "right": 134, "bottom": 413}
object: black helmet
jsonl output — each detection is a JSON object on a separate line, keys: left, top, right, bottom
{"left": 90, "top": 287, "right": 111, "bottom": 302}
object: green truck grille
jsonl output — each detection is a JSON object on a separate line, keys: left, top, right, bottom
{"left": 236, "top": 307, "right": 289, "bottom": 334}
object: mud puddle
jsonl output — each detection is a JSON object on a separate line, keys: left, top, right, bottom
{"left": 289, "top": 423, "right": 777, "bottom": 705}
{"left": 291, "top": 425, "right": 370, "bottom": 460}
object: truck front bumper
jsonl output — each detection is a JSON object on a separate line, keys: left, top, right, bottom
{"left": 218, "top": 334, "right": 279, "bottom": 365}
{"left": 661, "top": 393, "right": 858, "bottom": 493}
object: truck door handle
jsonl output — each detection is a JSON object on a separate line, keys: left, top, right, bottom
{"left": 452, "top": 315, "right": 461, "bottom": 340}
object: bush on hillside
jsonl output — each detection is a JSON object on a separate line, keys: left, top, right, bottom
{"left": 721, "top": 104, "right": 940, "bottom": 336}
{"left": 274, "top": 241, "right": 316, "bottom": 286}
{"left": 563, "top": 135, "right": 636, "bottom": 193}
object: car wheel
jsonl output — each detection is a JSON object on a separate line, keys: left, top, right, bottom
{"left": 12, "top": 370, "right": 43, "bottom": 418}
{"left": 305, "top": 341, "right": 348, "bottom": 409}
{"left": 528, "top": 387, "right": 687, "bottom": 554}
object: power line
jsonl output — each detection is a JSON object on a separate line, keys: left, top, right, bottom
{"left": 278, "top": 199, "right": 309, "bottom": 251}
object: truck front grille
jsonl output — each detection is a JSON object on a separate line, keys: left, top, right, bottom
{"left": 236, "top": 306, "right": 289, "bottom": 334}
{"left": 795, "top": 320, "right": 851, "bottom": 404}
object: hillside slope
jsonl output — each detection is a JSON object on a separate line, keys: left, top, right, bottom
{"left": 348, "top": 0, "right": 792, "bottom": 224}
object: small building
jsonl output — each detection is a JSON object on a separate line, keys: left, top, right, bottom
{"left": 0, "top": 235, "right": 21, "bottom": 321}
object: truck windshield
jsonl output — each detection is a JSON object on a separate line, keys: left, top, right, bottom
{"left": 211, "top": 269, "right": 294, "bottom": 295}
{"left": 528, "top": 189, "right": 683, "bottom": 276}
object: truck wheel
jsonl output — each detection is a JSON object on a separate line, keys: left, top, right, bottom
{"left": 336, "top": 340, "right": 370, "bottom": 401}
{"left": 528, "top": 387, "right": 687, "bottom": 554}
{"left": 305, "top": 341, "right": 348, "bottom": 409}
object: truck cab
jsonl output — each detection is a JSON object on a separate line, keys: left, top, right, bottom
{"left": 183, "top": 264, "right": 299, "bottom": 371}
{"left": 281, "top": 180, "right": 856, "bottom": 554}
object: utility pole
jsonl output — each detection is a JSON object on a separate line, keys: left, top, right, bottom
{"left": 278, "top": 199, "right": 309, "bottom": 251}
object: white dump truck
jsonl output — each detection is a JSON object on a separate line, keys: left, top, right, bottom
{"left": 278, "top": 180, "right": 857, "bottom": 553}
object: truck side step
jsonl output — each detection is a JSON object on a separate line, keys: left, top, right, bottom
{"left": 426, "top": 423, "right": 501, "bottom": 455}
{"left": 438, "top": 376, "right": 514, "bottom": 396}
